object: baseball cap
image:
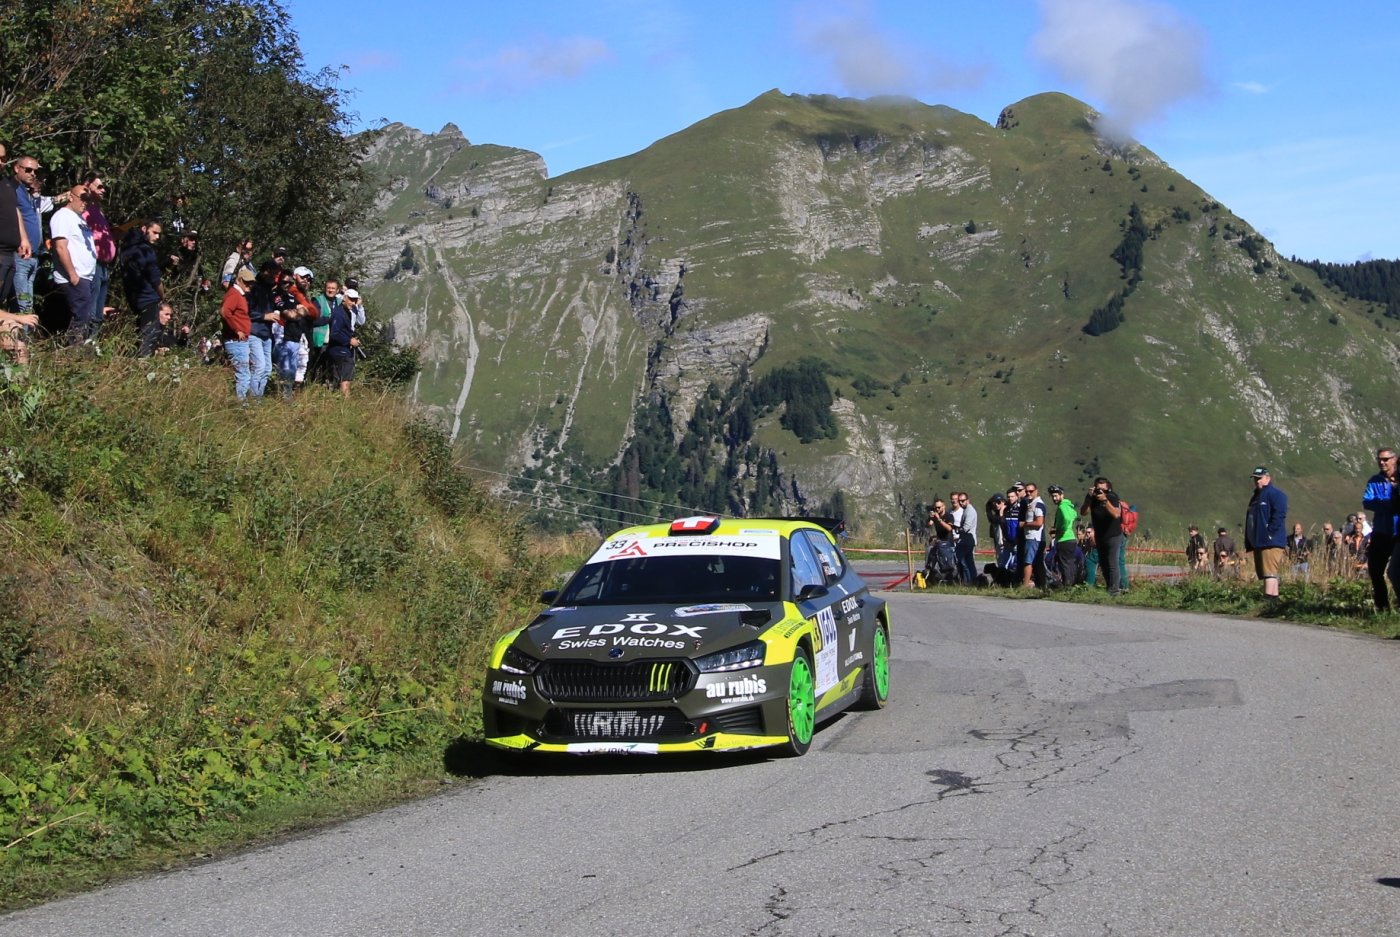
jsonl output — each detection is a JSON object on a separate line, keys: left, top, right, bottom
{"left": 1250, "top": 466, "right": 1270, "bottom": 478}
{"left": 293, "top": 265, "right": 314, "bottom": 279}
{"left": 1011, "top": 480, "right": 1026, "bottom": 489}
{"left": 236, "top": 267, "right": 256, "bottom": 283}
{"left": 273, "top": 246, "right": 288, "bottom": 257}
{"left": 344, "top": 288, "right": 360, "bottom": 300}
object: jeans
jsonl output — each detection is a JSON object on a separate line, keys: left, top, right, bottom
{"left": 61, "top": 278, "right": 98, "bottom": 345}
{"left": 956, "top": 532, "right": 977, "bottom": 582}
{"left": 1097, "top": 534, "right": 1124, "bottom": 594}
{"left": 91, "top": 262, "right": 110, "bottom": 323}
{"left": 273, "top": 340, "right": 300, "bottom": 397}
{"left": 12, "top": 254, "right": 38, "bottom": 314}
{"left": 248, "top": 336, "right": 272, "bottom": 397}
{"left": 224, "top": 338, "right": 252, "bottom": 400}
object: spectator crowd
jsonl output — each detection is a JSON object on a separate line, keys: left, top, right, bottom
{"left": 917, "top": 453, "right": 1400, "bottom": 616}
{"left": 0, "top": 143, "right": 370, "bottom": 399}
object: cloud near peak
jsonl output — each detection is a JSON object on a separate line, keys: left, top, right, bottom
{"left": 1031, "top": 0, "right": 1211, "bottom": 135}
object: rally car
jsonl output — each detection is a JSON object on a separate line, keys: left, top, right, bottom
{"left": 483, "top": 516, "right": 890, "bottom": 756}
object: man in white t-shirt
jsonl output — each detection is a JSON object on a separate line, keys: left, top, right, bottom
{"left": 50, "top": 180, "right": 100, "bottom": 345}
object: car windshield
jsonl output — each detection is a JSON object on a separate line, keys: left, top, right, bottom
{"left": 555, "top": 553, "right": 782, "bottom": 606}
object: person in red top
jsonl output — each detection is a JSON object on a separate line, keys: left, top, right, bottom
{"left": 81, "top": 172, "right": 117, "bottom": 324}
{"left": 221, "top": 267, "right": 256, "bottom": 402}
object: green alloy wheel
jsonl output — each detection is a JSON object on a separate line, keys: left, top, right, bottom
{"left": 781, "top": 647, "right": 816, "bottom": 756}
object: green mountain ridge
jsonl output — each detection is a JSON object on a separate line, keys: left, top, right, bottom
{"left": 357, "top": 90, "right": 1399, "bottom": 539}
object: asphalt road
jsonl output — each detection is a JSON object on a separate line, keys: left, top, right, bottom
{"left": 5, "top": 594, "right": 1400, "bottom": 936}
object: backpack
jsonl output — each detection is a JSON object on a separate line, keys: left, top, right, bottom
{"left": 1121, "top": 504, "right": 1139, "bottom": 536}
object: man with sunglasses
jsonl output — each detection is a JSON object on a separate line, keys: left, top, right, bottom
{"left": 11, "top": 155, "right": 49, "bottom": 319}
{"left": 0, "top": 142, "right": 34, "bottom": 314}
{"left": 1363, "top": 448, "right": 1400, "bottom": 611}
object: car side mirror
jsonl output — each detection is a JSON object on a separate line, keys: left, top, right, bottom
{"left": 795, "top": 583, "right": 829, "bottom": 602}
{"left": 539, "top": 589, "right": 559, "bottom": 605}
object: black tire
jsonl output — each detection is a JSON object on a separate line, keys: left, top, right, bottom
{"left": 856, "top": 622, "right": 890, "bottom": 710}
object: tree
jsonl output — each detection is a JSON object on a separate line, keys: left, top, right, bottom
{"left": 0, "top": 0, "right": 375, "bottom": 319}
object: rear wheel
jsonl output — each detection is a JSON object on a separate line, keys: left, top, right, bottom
{"left": 779, "top": 647, "right": 816, "bottom": 757}
{"left": 856, "top": 622, "right": 890, "bottom": 710}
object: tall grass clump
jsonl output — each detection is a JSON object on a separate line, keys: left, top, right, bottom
{"left": 0, "top": 349, "right": 549, "bottom": 906}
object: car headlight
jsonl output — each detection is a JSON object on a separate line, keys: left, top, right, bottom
{"left": 694, "top": 640, "right": 765, "bottom": 673}
{"left": 499, "top": 645, "right": 540, "bottom": 675}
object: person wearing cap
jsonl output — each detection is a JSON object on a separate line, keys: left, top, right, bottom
{"left": 985, "top": 492, "right": 1009, "bottom": 572}
{"left": 286, "top": 266, "right": 320, "bottom": 388}
{"left": 1080, "top": 476, "right": 1125, "bottom": 595}
{"left": 1362, "top": 447, "right": 1400, "bottom": 611}
{"left": 1048, "top": 486, "right": 1080, "bottom": 586}
{"left": 1244, "top": 466, "right": 1288, "bottom": 605}
{"left": 1212, "top": 526, "right": 1237, "bottom": 576}
{"left": 271, "top": 266, "right": 318, "bottom": 397}
{"left": 326, "top": 283, "right": 361, "bottom": 397}
{"left": 220, "top": 267, "right": 257, "bottom": 402}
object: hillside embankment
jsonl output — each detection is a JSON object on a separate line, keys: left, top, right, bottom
{"left": 0, "top": 350, "right": 560, "bottom": 907}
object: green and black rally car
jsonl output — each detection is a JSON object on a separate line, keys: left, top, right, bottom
{"left": 483, "top": 516, "right": 890, "bottom": 756}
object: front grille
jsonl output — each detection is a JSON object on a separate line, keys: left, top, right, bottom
{"left": 709, "top": 706, "right": 766, "bottom": 736}
{"left": 543, "top": 708, "right": 694, "bottom": 740}
{"left": 536, "top": 659, "right": 692, "bottom": 702}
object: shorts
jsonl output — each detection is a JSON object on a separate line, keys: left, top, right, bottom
{"left": 1020, "top": 538, "right": 1042, "bottom": 570}
{"left": 330, "top": 354, "right": 356, "bottom": 383}
{"left": 1254, "top": 547, "right": 1285, "bottom": 580}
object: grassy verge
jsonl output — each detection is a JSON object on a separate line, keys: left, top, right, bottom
{"left": 0, "top": 349, "right": 561, "bottom": 909}
{"left": 911, "top": 572, "right": 1400, "bottom": 638}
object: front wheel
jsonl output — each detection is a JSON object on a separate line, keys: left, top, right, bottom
{"left": 856, "top": 622, "right": 890, "bottom": 710}
{"left": 778, "top": 647, "right": 816, "bottom": 757}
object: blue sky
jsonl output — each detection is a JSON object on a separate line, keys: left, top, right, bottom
{"left": 293, "top": 0, "right": 1399, "bottom": 263}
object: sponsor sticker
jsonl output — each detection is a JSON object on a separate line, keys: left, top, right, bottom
{"left": 563, "top": 742, "right": 661, "bottom": 754}
{"left": 585, "top": 533, "right": 780, "bottom": 564}
{"left": 844, "top": 652, "right": 865, "bottom": 667}
{"left": 814, "top": 605, "right": 839, "bottom": 694}
{"left": 675, "top": 603, "right": 754, "bottom": 618}
{"left": 704, "top": 675, "right": 768, "bottom": 702}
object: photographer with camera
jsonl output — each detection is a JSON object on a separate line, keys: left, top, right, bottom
{"left": 1080, "top": 476, "right": 1125, "bottom": 596}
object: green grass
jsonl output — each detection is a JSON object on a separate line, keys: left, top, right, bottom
{"left": 0, "top": 349, "right": 567, "bottom": 909}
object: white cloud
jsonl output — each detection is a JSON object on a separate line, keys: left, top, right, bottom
{"left": 452, "top": 36, "right": 614, "bottom": 94}
{"left": 1031, "top": 0, "right": 1211, "bottom": 135}
{"left": 796, "top": 0, "right": 985, "bottom": 96}
{"left": 1232, "top": 80, "right": 1270, "bottom": 95}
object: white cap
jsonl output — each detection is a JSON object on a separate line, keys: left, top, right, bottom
{"left": 344, "top": 288, "right": 360, "bottom": 300}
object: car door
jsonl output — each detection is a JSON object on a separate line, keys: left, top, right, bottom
{"left": 798, "top": 529, "right": 871, "bottom": 690}
{"left": 789, "top": 529, "right": 844, "bottom": 697}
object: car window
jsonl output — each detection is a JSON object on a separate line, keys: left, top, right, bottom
{"left": 557, "top": 554, "right": 781, "bottom": 605}
{"left": 801, "top": 530, "right": 846, "bottom": 585}
{"left": 789, "top": 533, "right": 826, "bottom": 597}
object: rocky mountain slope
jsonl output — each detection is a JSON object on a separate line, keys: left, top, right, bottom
{"left": 357, "top": 91, "right": 1399, "bottom": 538}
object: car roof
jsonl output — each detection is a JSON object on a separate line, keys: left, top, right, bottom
{"left": 606, "top": 516, "right": 835, "bottom": 544}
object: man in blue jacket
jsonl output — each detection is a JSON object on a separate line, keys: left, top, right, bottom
{"left": 1363, "top": 447, "right": 1400, "bottom": 612}
{"left": 1244, "top": 465, "right": 1288, "bottom": 606}
{"left": 119, "top": 220, "right": 165, "bottom": 356}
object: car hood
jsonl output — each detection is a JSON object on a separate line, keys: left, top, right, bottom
{"left": 521, "top": 602, "right": 782, "bottom": 660}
